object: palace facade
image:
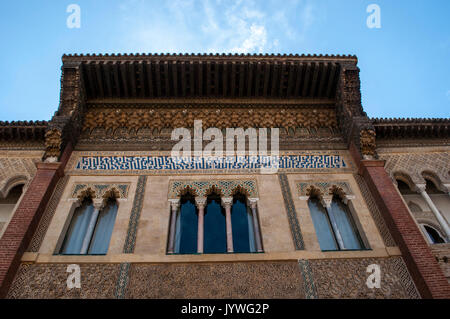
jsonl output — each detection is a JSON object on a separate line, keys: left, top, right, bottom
{"left": 0, "top": 53, "right": 449, "bottom": 299}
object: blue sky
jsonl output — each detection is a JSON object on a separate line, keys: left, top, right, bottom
{"left": 0, "top": 0, "right": 449, "bottom": 121}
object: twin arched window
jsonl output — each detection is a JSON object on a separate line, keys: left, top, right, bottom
{"left": 171, "top": 191, "right": 262, "bottom": 254}
{"left": 421, "top": 224, "right": 446, "bottom": 244}
{"left": 308, "top": 195, "right": 365, "bottom": 251}
{"left": 60, "top": 197, "right": 118, "bottom": 255}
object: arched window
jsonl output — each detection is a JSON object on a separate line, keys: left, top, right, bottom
{"left": 88, "top": 197, "right": 118, "bottom": 254}
{"left": 308, "top": 197, "right": 338, "bottom": 251}
{"left": 330, "top": 196, "right": 364, "bottom": 250}
{"left": 204, "top": 193, "right": 226, "bottom": 253}
{"left": 60, "top": 196, "right": 118, "bottom": 255}
{"left": 174, "top": 194, "right": 198, "bottom": 254}
{"left": 421, "top": 224, "right": 446, "bottom": 244}
{"left": 396, "top": 179, "right": 414, "bottom": 195}
{"left": 308, "top": 195, "right": 365, "bottom": 251}
{"left": 408, "top": 201, "right": 422, "bottom": 213}
{"left": 231, "top": 193, "right": 256, "bottom": 253}
{"left": 60, "top": 197, "right": 95, "bottom": 254}
{"left": 0, "top": 184, "right": 24, "bottom": 238}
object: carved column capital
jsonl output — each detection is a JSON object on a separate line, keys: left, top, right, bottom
{"left": 321, "top": 196, "right": 333, "bottom": 209}
{"left": 221, "top": 197, "right": 233, "bottom": 209}
{"left": 195, "top": 196, "right": 207, "bottom": 208}
{"left": 414, "top": 184, "right": 427, "bottom": 194}
{"left": 247, "top": 198, "right": 259, "bottom": 209}
{"left": 168, "top": 198, "right": 180, "bottom": 211}
{"left": 93, "top": 198, "right": 105, "bottom": 210}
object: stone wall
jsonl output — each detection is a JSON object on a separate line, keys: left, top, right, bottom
{"left": 7, "top": 257, "right": 419, "bottom": 299}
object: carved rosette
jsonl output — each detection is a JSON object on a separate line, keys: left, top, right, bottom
{"left": 44, "top": 129, "right": 62, "bottom": 159}
{"left": 360, "top": 129, "right": 376, "bottom": 158}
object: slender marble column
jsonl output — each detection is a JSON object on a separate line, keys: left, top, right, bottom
{"left": 248, "top": 198, "right": 263, "bottom": 252}
{"left": 321, "top": 196, "right": 345, "bottom": 250}
{"left": 415, "top": 184, "right": 450, "bottom": 239}
{"left": 222, "top": 197, "right": 234, "bottom": 253}
{"left": 167, "top": 199, "right": 180, "bottom": 254}
{"left": 80, "top": 199, "right": 104, "bottom": 254}
{"left": 195, "top": 197, "right": 207, "bottom": 254}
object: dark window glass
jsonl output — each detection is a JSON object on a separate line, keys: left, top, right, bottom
{"left": 231, "top": 194, "right": 255, "bottom": 253}
{"left": 176, "top": 195, "right": 198, "bottom": 254}
{"left": 424, "top": 225, "right": 445, "bottom": 244}
{"left": 204, "top": 194, "right": 226, "bottom": 253}
{"left": 308, "top": 198, "right": 338, "bottom": 251}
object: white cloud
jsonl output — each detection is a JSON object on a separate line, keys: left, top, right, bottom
{"left": 117, "top": 0, "right": 315, "bottom": 54}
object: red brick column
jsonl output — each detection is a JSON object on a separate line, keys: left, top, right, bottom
{"left": 0, "top": 144, "right": 72, "bottom": 298}
{"left": 352, "top": 144, "right": 450, "bottom": 298}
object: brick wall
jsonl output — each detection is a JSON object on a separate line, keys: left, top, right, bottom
{"left": 0, "top": 144, "right": 72, "bottom": 298}
{"left": 359, "top": 159, "right": 450, "bottom": 298}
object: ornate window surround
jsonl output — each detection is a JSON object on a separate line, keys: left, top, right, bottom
{"left": 167, "top": 179, "right": 263, "bottom": 254}
{"left": 296, "top": 180, "right": 370, "bottom": 250}
{"left": 54, "top": 183, "right": 130, "bottom": 254}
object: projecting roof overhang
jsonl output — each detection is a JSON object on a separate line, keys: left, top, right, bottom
{"left": 62, "top": 53, "right": 358, "bottom": 101}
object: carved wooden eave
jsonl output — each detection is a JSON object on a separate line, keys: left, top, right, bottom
{"left": 61, "top": 53, "right": 359, "bottom": 101}
{"left": 0, "top": 121, "right": 48, "bottom": 142}
{"left": 372, "top": 118, "right": 450, "bottom": 139}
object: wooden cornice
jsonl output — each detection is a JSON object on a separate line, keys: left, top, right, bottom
{"left": 0, "top": 121, "right": 48, "bottom": 142}
{"left": 372, "top": 118, "right": 450, "bottom": 139}
{"left": 62, "top": 53, "right": 358, "bottom": 101}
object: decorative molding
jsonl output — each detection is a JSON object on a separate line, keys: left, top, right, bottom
{"left": 71, "top": 183, "right": 130, "bottom": 201}
{"left": 308, "top": 257, "right": 420, "bottom": 299}
{"left": 72, "top": 154, "right": 350, "bottom": 174}
{"left": 354, "top": 174, "right": 396, "bottom": 247}
{"left": 82, "top": 108, "right": 338, "bottom": 134}
{"left": 44, "top": 129, "right": 62, "bottom": 159}
{"left": 297, "top": 181, "right": 354, "bottom": 199}
{"left": 360, "top": 129, "right": 376, "bottom": 158}
{"left": 168, "top": 179, "right": 258, "bottom": 199}
{"left": 381, "top": 151, "right": 450, "bottom": 186}
{"left": 28, "top": 176, "right": 70, "bottom": 252}
{"left": 297, "top": 259, "right": 318, "bottom": 299}
{"left": 278, "top": 174, "right": 305, "bottom": 250}
{"left": 122, "top": 176, "right": 147, "bottom": 254}
{"left": 114, "top": 262, "right": 131, "bottom": 299}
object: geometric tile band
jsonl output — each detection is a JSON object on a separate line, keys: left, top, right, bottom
{"left": 297, "top": 259, "right": 318, "bottom": 299}
{"left": 122, "top": 176, "right": 147, "bottom": 254}
{"left": 75, "top": 154, "right": 348, "bottom": 171}
{"left": 278, "top": 173, "right": 305, "bottom": 250}
{"left": 114, "top": 262, "right": 131, "bottom": 299}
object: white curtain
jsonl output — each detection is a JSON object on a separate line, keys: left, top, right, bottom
{"left": 308, "top": 198, "right": 338, "bottom": 251}
{"left": 330, "top": 198, "right": 364, "bottom": 250}
{"left": 88, "top": 199, "right": 118, "bottom": 254}
{"left": 60, "top": 200, "right": 94, "bottom": 254}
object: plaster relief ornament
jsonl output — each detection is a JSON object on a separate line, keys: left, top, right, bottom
{"left": 44, "top": 128, "right": 62, "bottom": 159}
{"left": 360, "top": 129, "right": 376, "bottom": 159}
